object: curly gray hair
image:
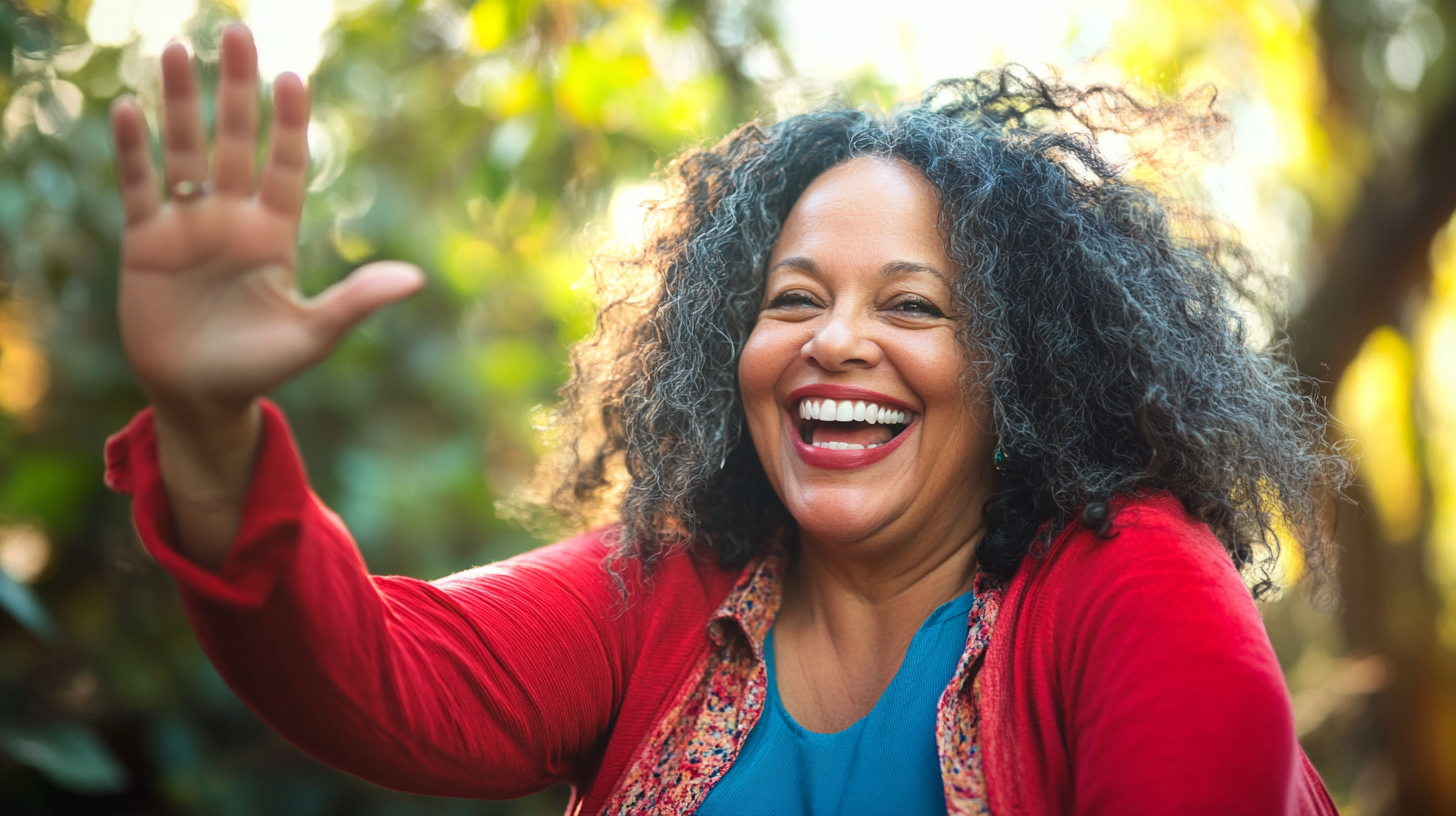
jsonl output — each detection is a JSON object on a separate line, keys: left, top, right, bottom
{"left": 521, "top": 67, "right": 1351, "bottom": 598}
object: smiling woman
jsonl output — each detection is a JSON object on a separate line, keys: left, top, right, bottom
{"left": 104, "top": 26, "right": 1349, "bottom": 816}
{"left": 740, "top": 158, "right": 997, "bottom": 555}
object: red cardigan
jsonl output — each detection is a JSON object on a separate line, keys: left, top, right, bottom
{"left": 104, "top": 402, "right": 1337, "bottom": 815}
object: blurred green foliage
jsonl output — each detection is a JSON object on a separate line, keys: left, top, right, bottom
{"left": 0, "top": 0, "right": 782, "bottom": 811}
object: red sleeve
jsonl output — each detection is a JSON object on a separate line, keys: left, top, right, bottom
{"left": 104, "top": 402, "right": 639, "bottom": 798}
{"left": 1056, "top": 500, "right": 1302, "bottom": 815}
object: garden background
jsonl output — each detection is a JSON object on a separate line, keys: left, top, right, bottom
{"left": 2, "top": 0, "right": 1456, "bottom": 813}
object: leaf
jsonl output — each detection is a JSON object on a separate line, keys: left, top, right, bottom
{"left": 0, "top": 722, "right": 130, "bottom": 795}
{"left": 0, "top": 567, "right": 56, "bottom": 643}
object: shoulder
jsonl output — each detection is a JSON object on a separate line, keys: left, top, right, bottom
{"left": 1000, "top": 492, "right": 1286, "bottom": 702}
{"left": 1013, "top": 491, "right": 1250, "bottom": 610}
{"left": 1000, "top": 491, "right": 1278, "bottom": 683}
{"left": 984, "top": 493, "right": 1301, "bottom": 813}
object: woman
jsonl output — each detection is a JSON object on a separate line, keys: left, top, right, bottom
{"left": 105, "top": 24, "right": 1349, "bottom": 815}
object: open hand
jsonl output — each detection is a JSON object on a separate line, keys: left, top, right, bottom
{"left": 110, "top": 25, "right": 424, "bottom": 421}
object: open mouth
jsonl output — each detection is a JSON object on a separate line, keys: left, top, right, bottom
{"left": 794, "top": 398, "right": 914, "bottom": 450}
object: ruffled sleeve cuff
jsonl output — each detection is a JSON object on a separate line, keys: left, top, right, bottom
{"left": 104, "top": 399, "right": 312, "bottom": 608}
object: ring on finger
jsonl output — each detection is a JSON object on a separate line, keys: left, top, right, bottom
{"left": 171, "top": 179, "right": 212, "bottom": 201}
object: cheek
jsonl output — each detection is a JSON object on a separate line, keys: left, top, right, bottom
{"left": 737, "top": 322, "right": 802, "bottom": 463}
{"left": 737, "top": 322, "right": 797, "bottom": 415}
{"left": 737, "top": 327, "right": 772, "bottom": 407}
{"left": 896, "top": 334, "right": 992, "bottom": 441}
{"left": 894, "top": 331, "right": 965, "bottom": 391}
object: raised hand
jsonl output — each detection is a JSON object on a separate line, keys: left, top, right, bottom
{"left": 111, "top": 24, "right": 423, "bottom": 419}
{"left": 109, "top": 25, "right": 423, "bottom": 565}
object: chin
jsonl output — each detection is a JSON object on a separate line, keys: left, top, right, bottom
{"left": 782, "top": 485, "right": 900, "bottom": 544}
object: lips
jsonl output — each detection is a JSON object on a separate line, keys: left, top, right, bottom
{"left": 784, "top": 385, "right": 919, "bottom": 469}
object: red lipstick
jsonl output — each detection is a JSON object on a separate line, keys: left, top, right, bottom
{"left": 786, "top": 384, "right": 917, "bottom": 413}
{"left": 784, "top": 384, "right": 919, "bottom": 470}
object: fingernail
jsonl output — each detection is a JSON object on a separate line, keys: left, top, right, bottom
{"left": 394, "top": 265, "right": 426, "bottom": 285}
{"left": 386, "top": 264, "right": 427, "bottom": 290}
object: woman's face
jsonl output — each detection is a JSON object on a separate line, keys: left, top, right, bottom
{"left": 738, "top": 157, "right": 998, "bottom": 549}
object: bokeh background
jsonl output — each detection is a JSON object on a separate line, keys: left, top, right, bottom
{"left": 1, "top": 0, "right": 1454, "bottom": 813}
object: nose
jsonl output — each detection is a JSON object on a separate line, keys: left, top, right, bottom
{"left": 800, "top": 307, "right": 881, "bottom": 371}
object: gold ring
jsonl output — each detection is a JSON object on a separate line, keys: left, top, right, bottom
{"left": 171, "top": 179, "right": 211, "bottom": 201}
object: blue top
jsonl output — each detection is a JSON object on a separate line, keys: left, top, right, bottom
{"left": 697, "top": 590, "right": 974, "bottom": 816}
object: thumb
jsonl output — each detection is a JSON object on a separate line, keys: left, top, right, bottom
{"left": 308, "top": 261, "right": 426, "bottom": 343}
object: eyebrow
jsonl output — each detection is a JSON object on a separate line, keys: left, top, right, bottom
{"left": 769, "top": 256, "right": 952, "bottom": 286}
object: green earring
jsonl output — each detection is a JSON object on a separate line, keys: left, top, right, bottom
{"left": 994, "top": 443, "right": 1009, "bottom": 473}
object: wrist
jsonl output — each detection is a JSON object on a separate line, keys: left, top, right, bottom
{"left": 151, "top": 392, "right": 257, "bottom": 441}
{"left": 152, "top": 399, "right": 262, "bottom": 499}
{"left": 151, "top": 397, "right": 263, "bottom": 569}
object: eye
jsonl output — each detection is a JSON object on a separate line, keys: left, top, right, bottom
{"left": 887, "top": 295, "right": 945, "bottom": 317}
{"left": 765, "top": 290, "right": 821, "bottom": 310}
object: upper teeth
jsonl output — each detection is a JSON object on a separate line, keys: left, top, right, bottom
{"left": 797, "top": 398, "right": 908, "bottom": 425}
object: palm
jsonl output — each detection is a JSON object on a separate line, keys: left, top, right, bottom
{"left": 122, "top": 196, "right": 310, "bottom": 403}
{"left": 110, "top": 26, "right": 421, "bottom": 412}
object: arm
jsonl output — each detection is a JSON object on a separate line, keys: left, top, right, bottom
{"left": 1059, "top": 505, "right": 1301, "bottom": 815}
{"left": 107, "top": 402, "right": 636, "bottom": 797}
{"left": 107, "top": 27, "right": 630, "bottom": 796}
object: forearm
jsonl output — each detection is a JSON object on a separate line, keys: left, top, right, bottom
{"left": 186, "top": 501, "right": 564, "bottom": 796}
{"left": 108, "top": 403, "right": 613, "bottom": 796}
{"left": 152, "top": 399, "right": 262, "bottom": 569}
{"left": 185, "top": 502, "right": 623, "bottom": 798}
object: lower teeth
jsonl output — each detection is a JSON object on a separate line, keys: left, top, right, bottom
{"left": 811, "top": 442, "right": 879, "bottom": 450}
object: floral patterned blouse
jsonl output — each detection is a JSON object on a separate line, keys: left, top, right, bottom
{"left": 601, "top": 546, "right": 1003, "bottom": 815}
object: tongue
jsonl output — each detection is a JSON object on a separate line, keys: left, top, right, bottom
{"left": 812, "top": 422, "right": 895, "bottom": 447}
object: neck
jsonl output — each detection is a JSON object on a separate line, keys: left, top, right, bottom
{"left": 769, "top": 511, "right": 987, "bottom": 733}
{"left": 780, "top": 514, "right": 985, "bottom": 651}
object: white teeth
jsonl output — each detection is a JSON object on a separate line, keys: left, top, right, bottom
{"left": 795, "top": 398, "right": 914, "bottom": 425}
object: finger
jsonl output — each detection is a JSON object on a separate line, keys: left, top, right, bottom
{"left": 211, "top": 24, "right": 260, "bottom": 197}
{"left": 110, "top": 97, "right": 161, "bottom": 226}
{"left": 308, "top": 262, "right": 426, "bottom": 345}
{"left": 160, "top": 42, "right": 208, "bottom": 192}
{"left": 258, "top": 72, "right": 310, "bottom": 219}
